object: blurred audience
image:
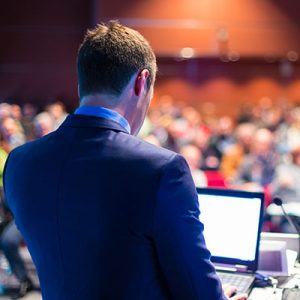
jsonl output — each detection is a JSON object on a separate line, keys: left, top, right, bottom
{"left": 46, "top": 101, "right": 68, "bottom": 129}
{"left": 33, "top": 112, "right": 55, "bottom": 138}
{"left": 203, "top": 116, "right": 235, "bottom": 170}
{"left": 0, "top": 147, "right": 7, "bottom": 198}
{"left": 180, "top": 144, "right": 207, "bottom": 187}
{"left": 271, "top": 146, "right": 300, "bottom": 203}
{"left": 286, "top": 108, "right": 300, "bottom": 151}
{"left": 221, "top": 122, "right": 256, "bottom": 183}
{"left": 0, "top": 104, "right": 12, "bottom": 120}
{"left": 236, "top": 128, "right": 279, "bottom": 188}
{"left": 1, "top": 96, "right": 300, "bottom": 234}
{"left": 22, "top": 103, "right": 38, "bottom": 140}
{"left": 0, "top": 117, "right": 25, "bottom": 152}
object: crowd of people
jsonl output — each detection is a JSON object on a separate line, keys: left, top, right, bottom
{"left": 140, "top": 97, "right": 300, "bottom": 206}
{"left": 0, "top": 101, "right": 69, "bottom": 297}
{"left": 1, "top": 97, "right": 300, "bottom": 230}
{"left": 0, "top": 96, "right": 300, "bottom": 295}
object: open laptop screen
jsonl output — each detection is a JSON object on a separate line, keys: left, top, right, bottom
{"left": 197, "top": 188, "right": 264, "bottom": 270}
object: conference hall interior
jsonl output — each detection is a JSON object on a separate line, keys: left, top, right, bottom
{"left": 1, "top": 1, "right": 300, "bottom": 299}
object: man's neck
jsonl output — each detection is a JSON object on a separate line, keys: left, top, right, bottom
{"left": 80, "top": 94, "right": 119, "bottom": 108}
{"left": 74, "top": 106, "right": 131, "bottom": 134}
{"left": 80, "top": 94, "right": 125, "bottom": 116}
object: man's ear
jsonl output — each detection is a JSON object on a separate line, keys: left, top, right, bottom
{"left": 134, "top": 69, "right": 149, "bottom": 96}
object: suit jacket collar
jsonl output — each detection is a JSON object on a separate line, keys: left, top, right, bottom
{"left": 60, "top": 114, "right": 129, "bottom": 134}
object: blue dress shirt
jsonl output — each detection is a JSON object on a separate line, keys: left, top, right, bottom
{"left": 74, "top": 106, "right": 131, "bottom": 134}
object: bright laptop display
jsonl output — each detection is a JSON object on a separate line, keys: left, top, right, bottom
{"left": 197, "top": 188, "right": 264, "bottom": 271}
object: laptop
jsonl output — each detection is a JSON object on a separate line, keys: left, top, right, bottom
{"left": 196, "top": 187, "right": 264, "bottom": 294}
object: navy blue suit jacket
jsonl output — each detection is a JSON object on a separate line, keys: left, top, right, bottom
{"left": 4, "top": 114, "right": 225, "bottom": 300}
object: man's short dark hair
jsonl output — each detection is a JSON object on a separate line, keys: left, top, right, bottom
{"left": 77, "top": 20, "right": 157, "bottom": 99}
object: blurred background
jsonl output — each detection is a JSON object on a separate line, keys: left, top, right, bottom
{"left": 2, "top": 0, "right": 300, "bottom": 112}
{"left": 2, "top": 0, "right": 300, "bottom": 297}
{"left": 2, "top": 0, "right": 300, "bottom": 232}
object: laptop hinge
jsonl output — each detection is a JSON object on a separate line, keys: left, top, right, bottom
{"left": 215, "top": 263, "right": 248, "bottom": 273}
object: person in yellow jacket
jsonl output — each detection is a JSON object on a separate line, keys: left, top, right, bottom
{"left": 0, "top": 147, "right": 7, "bottom": 193}
{"left": 0, "top": 148, "right": 7, "bottom": 201}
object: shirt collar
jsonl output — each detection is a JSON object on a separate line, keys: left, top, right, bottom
{"left": 74, "top": 106, "right": 131, "bottom": 134}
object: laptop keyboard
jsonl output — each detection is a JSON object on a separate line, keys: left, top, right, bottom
{"left": 217, "top": 272, "right": 254, "bottom": 294}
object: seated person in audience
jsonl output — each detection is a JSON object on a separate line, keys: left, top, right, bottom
{"left": 207, "top": 116, "right": 235, "bottom": 160}
{"left": 286, "top": 108, "right": 300, "bottom": 151}
{"left": 0, "top": 147, "right": 7, "bottom": 197}
{"left": 0, "top": 148, "right": 33, "bottom": 299}
{"left": 271, "top": 146, "right": 300, "bottom": 203}
{"left": 10, "top": 105, "right": 25, "bottom": 136}
{"left": 0, "top": 220, "right": 34, "bottom": 298}
{"left": 33, "top": 112, "right": 55, "bottom": 138}
{"left": 221, "top": 122, "right": 256, "bottom": 184}
{"left": 202, "top": 117, "right": 235, "bottom": 171}
{"left": 236, "top": 128, "right": 279, "bottom": 189}
{"left": 180, "top": 144, "right": 207, "bottom": 187}
{"left": 46, "top": 101, "right": 68, "bottom": 130}
{"left": 180, "top": 107, "right": 208, "bottom": 146}
{"left": 21, "top": 103, "right": 38, "bottom": 141}
{"left": 0, "top": 104, "right": 12, "bottom": 120}
{"left": 0, "top": 117, "right": 25, "bottom": 152}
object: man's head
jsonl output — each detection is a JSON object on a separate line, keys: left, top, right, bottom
{"left": 77, "top": 21, "right": 157, "bottom": 135}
